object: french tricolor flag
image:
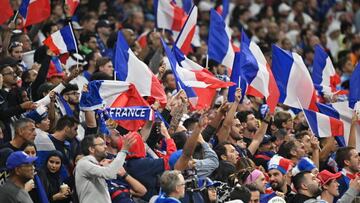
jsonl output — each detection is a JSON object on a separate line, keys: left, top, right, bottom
{"left": 114, "top": 31, "right": 167, "bottom": 106}
{"left": 161, "top": 39, "right": 198, "bottom": 107}
{"left": 236, "top": 31, "right": 279, "bottom": 112}
{"left": 208, "top": 9, "right": 235, "bottom": 70}
{"left": 172, "top": 46, "right": 234, "bottom": 109}
{"left": 154, "top": 0, "right": 187, "bottom": 32}
{"left": 272, "top": 45, "right": 318, "bottom": 111}
{"left": 349, "top": 62, "right": 360, "bottom": 110}
{"left": 0, "top": 0, "right": 13, "bottom": 25}
{"left": 80, "top": 80, "right": 150, "bottom": 131}
{"left": 19, "top": 0, "right": 50, "bottom": 27}
{"left": 317, "top": 101, "right": 360, "bottom": 148}
{"left": 303, "top": 109, "right": 344, "bottom": 138}
{"left": 43, "top": 25, "right": 78, "bottom": 55}
{"left": 312, "top": 44, "right": 342, "bottom": 97}
{"left": 175, "top": 5, "right": 198, "bottom": 55}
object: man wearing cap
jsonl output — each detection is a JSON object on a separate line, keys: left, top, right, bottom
{"left": 267, "top": 155, "right": 293, "bottom": 200}
{"left": 0, "top": 57, "right": 37, "bottom": 142}
{"left": 253, "top": 134, "right": 276, "bottom": 170}
{"left": 319, "top": 170, "right": 360, "bottom": 203}
{"left": 59, "top": 83, "right": 81, "bottom": 121}
{"left": 0, "top": 151, "right": 37, "bottom": 203}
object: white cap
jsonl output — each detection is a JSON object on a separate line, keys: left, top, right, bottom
{"left": 199, "top": 1, "right": 214, "bottom": 12}
{"left": 327, "top": 20, "right": 341, "bottom": 36}
{"left": 278, "top": 3, "right": 291, "bottom": 13}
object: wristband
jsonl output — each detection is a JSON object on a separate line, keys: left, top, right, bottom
{"left": 122, "top": 172, "right": 129, "bottom": 179}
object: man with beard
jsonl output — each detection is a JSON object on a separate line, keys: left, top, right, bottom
{"left": 236, "top": 110, "right": 259, "bottom": 146}
{"left": 0, "top": 151, "right": 37, "bottom": 203}
{"left": 95, "top": 20, "right": 112, "bottom": 56}
{"left": 60, "top": 84, "right": 81, "bottom": 121}
{"left": 335, "top": 147, "right": 360, "bottom": 199}
{"left": 289, "top": 171, "right": 322, "bottom": 203}
{"left": 267, "top": 155, "right": 293, "bottom": 200}
{"left": 75, "top": 133, "right": 136, "bottom": 203}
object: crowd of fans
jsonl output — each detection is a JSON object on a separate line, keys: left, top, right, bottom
{"left": 0, "top": 0, "right": 360, "bottom": 203}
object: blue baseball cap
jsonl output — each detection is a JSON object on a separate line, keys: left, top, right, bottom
{"left": 6, "top": 151, "right": 37, "bottom": 170}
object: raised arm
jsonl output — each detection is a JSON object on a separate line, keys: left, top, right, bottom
{"left": 216, "top": 88, "right": 241, "bottom": 143}
{"left": 247, "top": 113, "right": 271, "bottom": 155}
{"left": 174, "top": 116, "right": 208, "bottom": 171}
{"left": 348, "top": 113, "right": 358, "bottom": 148}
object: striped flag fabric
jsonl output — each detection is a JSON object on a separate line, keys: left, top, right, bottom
{"left": 19, "top": 0, "right": 50, "bottom": 27}
{"left": 43, "top": 25, "right": 78, "bottom": 55}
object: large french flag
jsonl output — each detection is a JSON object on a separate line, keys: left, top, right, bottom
{"left": 174, "top": 5, "right": 198, "bottom": 55}
{"left": 317, "top": 101, "right": 360, "bottom": 149}
{"left": 114, "top": 31, "right": 167, "bottom": 105}
{"left": 303, "top": 109, "right": 344, "bottom": 138}
{"left": 0, "top": 0, "right": 13, "bottom": 25}
{"left": 172, "top": 46, "right": 234, "bottom": 109}
{"left": 161, "top": 39, "right": 198, "bottom": 107}
{"left": 80, "top": 80, "right": 150, "bottom": 131}
{"left": 237, "top": 31, "right": 279, "bottom": 112}
{"left": 154, "top": 0, "right": 187, "bottom": 32}
{"left": 349, "top": 62, "right": 360, "bottom": 109}
{"left": 272, "top": 45, "right": 318, "bottom": 111}
{"left": 43, "top": 25, "right": 78, "bottom": 55}
{"left": 208, "top": 9, "right": 235, "bottom": 70}
{"left": 19, "top": 0, "right": 50, "bottom": 27}
{"left": 312, "top": 44, "right": 341, "bottom": 96}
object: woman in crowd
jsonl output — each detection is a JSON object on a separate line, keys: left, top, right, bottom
{"left": 38, "top": 150, "right": 71, "bottom": 203}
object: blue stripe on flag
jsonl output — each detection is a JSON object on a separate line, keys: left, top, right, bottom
{"left": 303, "top": 109, "right": 320, "bottom": 137}
{"left": 228, "top": 52, "right": 246, "bottom": 102}
{"left": 60, "top": 26, "right": 77, "bottom": 52}
{"left": 312, "top": 45, "right": 328, "bottom": 94}
{"left": 316, "top": 102, "right": 340, "bottom": 119}
{"left": 271, "top": 45, "right": 294, "bottom": 103}
{"left": 114, "top": 31, "right": 130, "bottom": 81}
{"left": 349, "top": 63, "right": 360, "bottom": 109}
{"left": 208, "top": 9, "right": 230, "bottom": 64}
{"left": 19, "top": 0, "right": 30, "bottom": 20}
{"left": 238, "top": 31, "right": 259, "bottom": 84}
{"left": 51, "top": 57, "right": 63, "bottom": 73}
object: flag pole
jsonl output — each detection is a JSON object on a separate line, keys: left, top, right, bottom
{"left": 296, "top": 97, "right": 315, "bottom": 135}
{"left": 12, "top": 11, "right": 19, "bottom": 23}
{"left": 205, "top": 53, "right": 209, "bottom": 69}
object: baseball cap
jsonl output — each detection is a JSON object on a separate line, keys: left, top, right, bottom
{"left": 96, "top": 20, "right": 111, "bottom": 30}
{"left": 261, "top": 134, "right": 276, "bottom": 145}
{"left": 25, "top": 105, "right": 48, "bottom": 123}
{"left": 6, "top": 151, "right": 37, "bottom": 170}
{"left": 317, "top": 170, "right": 342, "bottom": 186}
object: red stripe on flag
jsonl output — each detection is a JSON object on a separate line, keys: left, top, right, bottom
{"left": 171, "top": 4, "right": 187, "bottom": 31}
{"left": 0, "top": 1, "right": 13, "bottom": 25}
{"left": 329, "top": 117, "right": 344, "bottom": 136}
{"left": 193, "top": 88, "right": 217, "bottom": 110}
{"left": 180, "top": 26, "right": 196, "bottom": 55}
{"left": 150, "top": 75, "right": 167, "bottom": 106}
{"left": 309, "top": 91, "right": 319, "bottom": 112}
{"left": 23, "top": 0, "right": 50, "bottom": 27}
{"left": 43, "top": 37, "right": 61, "bottom": 55}
{"left": 266, "top": 64, "right": 280, "bottom": 113}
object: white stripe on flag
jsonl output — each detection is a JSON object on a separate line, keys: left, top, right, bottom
{"left": 52, "top": 31, "right": 68, "bottom": 54}
{"left": 222, "top": 41, "right": 234, "bottom": 69}
{"left": 316, "top": 113, "right": 331, "bottom": 137}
